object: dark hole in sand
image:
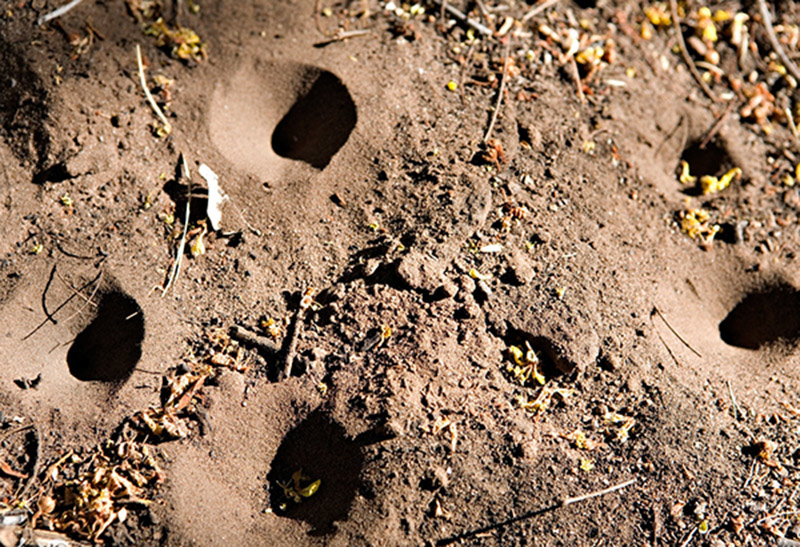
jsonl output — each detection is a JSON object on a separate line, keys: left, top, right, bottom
{"left": 271, "top": 71, "right": 356, "bottom": 169}
{"left": 66, "top": 291, "right": 145, "bottom": 381}
{"left": 679, "top": 137, "right": 733, "bottom": 180}
{"left": 719, "top": 286, "right": 800, "bottom": 349}
{"left": 267, "top": 411, "right": 363, "bottom": 535}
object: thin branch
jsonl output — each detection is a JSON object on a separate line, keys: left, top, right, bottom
{"left": 437, "top": 478, "right": 636, "bottom": 545}
{"left": 136, "top": 44, "right": 172, "bottom": 135}
{"left": 699, "top": 99, "right": 736, "bottom": 149}
{"left": 41, "top": 264, "right": 59, "bottom": 326}
{"left": 429, "top": 0, "right": 493, "bottom": 36}
{"left": 726, "top": 379, "right": 742, "bottom": 420}
{"left": 58, "top": 270, "right": 104, "bottom": 325}
{"left": 484, "top": 41, "right": 512, "bottom": 142}
{"left": 757, "top": 0, "right": 800, "bottom": 83}
{"left": 22, "top": 271, "right": 103, "bottom": 340}
{"left": 668, "top": 0, "right": 718, "bottom": 102}
{"left": 36, "top": 0, "right": 86, "bottom": 26}
{"left": 521, "top": 0, "right": 561, "bottom": 23}
{"left": 569, "top": 55, "right": 586, "bottom": 104}
{"left": 652, "top": 306, "right": 702, "bottom": 358}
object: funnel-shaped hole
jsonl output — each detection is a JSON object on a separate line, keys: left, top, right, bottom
{"left": 679, "top": 138, "right": 733, "bottom": 179}
{"left": 719, "top": 286, "right": 800, "bottom": 349}
{"left": 267, "top": 411, "right": 363, "bottom": 534}
{"left": 271, "top": 72, "right": 356, "bottom": 169}
{"left": 66, "top": 291, "right": 145, "bottom": 381}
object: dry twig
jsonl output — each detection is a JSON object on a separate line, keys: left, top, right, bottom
{"left": 668, "top": 0, "right": 718, "bottom": 103}
{"left": 569, "top": 55, "right": 586, "bottom": 104}
{"left": 757, "top": 0, "right": 800, "bottom": 83}
{"left": 652, "top": 306, "right": 702, "bottom": 358}
{"left": 521, "top": 0, "right": 561, "bottom": 23}
{"left": 429, "top": 0, "right": 493, "bottom": 36}
{"left": 437, "top": 478, "right": 636, "bottom": 545}
{"left": 484, "top": 41, "right": 512, "bottom": 142}
{"left": 699, "top": 100, "right": 736, "bottom": 149}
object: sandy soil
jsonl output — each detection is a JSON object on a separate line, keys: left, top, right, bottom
{"left": 1, "top": 0, "right": 800, "bottom": 545}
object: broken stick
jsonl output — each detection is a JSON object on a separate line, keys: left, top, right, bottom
{"left": 668, "top": 0, "right": 718, "bottom": 103}
{"left": 437, "top": 478, "right": 636, "bottom": 545}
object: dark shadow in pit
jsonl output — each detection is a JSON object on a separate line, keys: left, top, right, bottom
{"left": 271, "top": 71, "right": 356, "bottom": 169}
{"left": 719, "top": 286, "right": 800, "bottom": 349}
{"left": 66, "top": 291, "right": 145, "bottom": 381}
{"left": 267, "top": 410, "right": 363, "bottom": 535}
{"left": 504, "top": 328, "right": 570, "bottom": 379}
{"left": 678, "top": 137, "right": 733, "bottom": 196}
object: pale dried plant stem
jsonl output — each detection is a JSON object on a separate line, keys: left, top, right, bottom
{"left": 37, "top": 0, "right": 86, "bottom": 26}
{"left": 136, "top": 44, "right": 172, "bottom": 135}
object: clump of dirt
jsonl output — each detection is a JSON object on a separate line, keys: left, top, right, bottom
{"left": 2, "top": 0, "right": 800, "bottom": 545}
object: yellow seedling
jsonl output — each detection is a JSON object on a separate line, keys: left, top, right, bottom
{"left": 679, "top": 161, "right": 697, "bottom": 185}
{"left": 713, "top": 10, "right": 732, "bottom": 23}
{"left": 189, "top": 224, "right": 207, "bottom": 257}
{"left": 696, "top": 7, "right": 718, "bottom": 43}
{"left": 644, "top": 3, "right": 671, "bottom": 27}
{"left": 575, "top": 46, "right": 604, "bottom": 67}
{"left": 469, "top": 268, "right": 492, "bottom": 281}
{"left": 146, "top": 18, "right": 207, "bottom": 62}
{"left": 278, "top": 469, "right": 321, "bottom": 504}
{"left": 604, "top": 411, "right": 636, "bottom": 442}
{"left": 446, "top": 80, "right": 458, "bottom": 91}
{"left": 517, "top": 386, "right": 574, "bottom": 414}
{"left": 60, "top": 194, "right": 74, "bottom": 207}
{"left": 580, "top": 457, "right": 594, "bottom": 472}
{"left": 680, "top": 208, "right": 719, "bottom": 243}
{"left": 507, "top": 342, "right": 545, "bottom": 386}
{"left": 700, "top": 167, "right": 741, "bottom": 195}
{"left": 260, "top": 317, "right": 282, "bottom": 339}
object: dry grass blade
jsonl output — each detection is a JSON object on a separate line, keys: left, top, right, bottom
{"left": 37, "top": 0, "right": 86, "bottom": 26}
{"left": 161, "top": 155, "right": 191, "bottom": 296}
{"left": 136, "top": 44, "right": 172, "bottom": 135}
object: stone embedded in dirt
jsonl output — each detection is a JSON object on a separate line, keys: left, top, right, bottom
{"left": 395, "top": 249, "right": 445, "bottom": 294}
{"left": 64, "top": 143, "right": 111, "bottom": 178}
{"left": 506, "top": 247, "right": 534, "bottom": 285}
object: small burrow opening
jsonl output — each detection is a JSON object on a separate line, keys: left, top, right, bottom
{"left": 66, "top": 291, "right": 145, "bottom": 382}
{"left": 719, "top": 286, "right": 800, "bottom": 349}
{"left": 679, "top": 137, "right": 733, "bottom": 181}
{"left": 502, "top": 331, "right": 568, "bottom": 385}
{"left": 271, "top": 71, "right": 357, "bottom": 169}
{"left": 267, "top": 411, "right": 363, "bottom": 535}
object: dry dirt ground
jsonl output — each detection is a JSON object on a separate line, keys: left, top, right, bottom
{"left": 2, "top": 0, "right": 800, "bottom": 545}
